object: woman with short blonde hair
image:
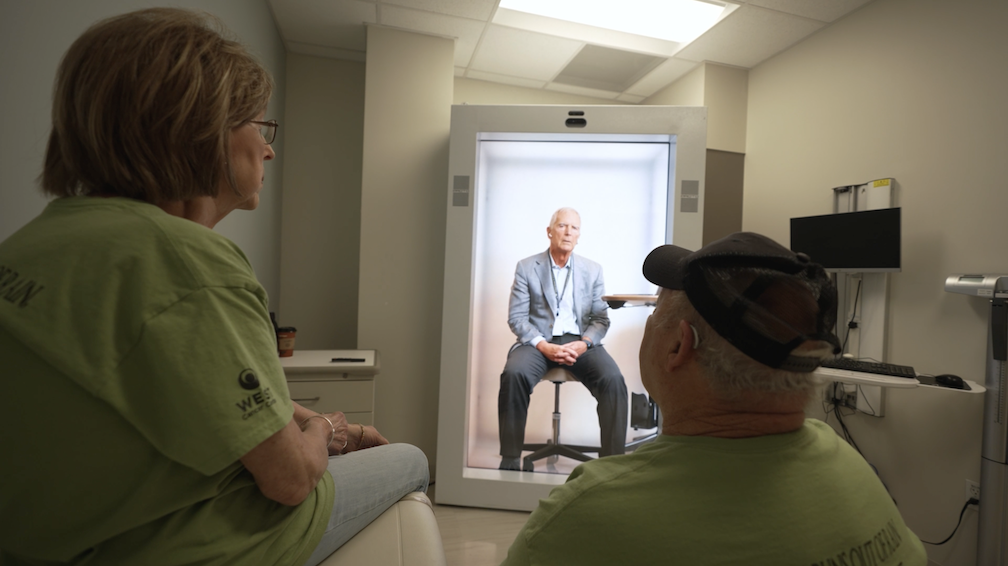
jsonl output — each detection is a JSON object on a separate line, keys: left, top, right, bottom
{"left": 43, "top": 8, "right": 272, "bottom": 203}
{"left": 0, "top": 8, "right": 428, "bottom": 566}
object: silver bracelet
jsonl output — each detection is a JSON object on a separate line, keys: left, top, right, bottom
{"left": 299, "top": 415, "right": 335, "bottom": 448}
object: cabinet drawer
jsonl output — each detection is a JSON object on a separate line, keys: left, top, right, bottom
{"left": 287, "top": 380, "right": 373, "bottom": 414}
{"left": 343, "top": 412, "right": 372, "bottom": 426}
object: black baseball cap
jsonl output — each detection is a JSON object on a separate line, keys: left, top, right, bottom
{"left": 643, "top": 232, "right": 841, "bottom": 372}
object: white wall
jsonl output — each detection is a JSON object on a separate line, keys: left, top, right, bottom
{"left": 644, "top": 63, "right": 705, "bottom": 107}
{"left": 703, "top": 64, "right": 748, "bottom": 154}
{"left": 454, "top": 77, "right": 628, "bottom": 106}
{"left": 745, "top": 0, "right": 1008, "bottom": 390}
{"left": 0, "top": 0, "right": 286, "bottom": 302}
{"left": 643, "top": 62, "right": 748, "bottom": 153}
{"left": 358, "top": 26, "right": 455, "bottom": 473}
{"left": 745, "top": 0, "right": 1008, "bottom": 563}
{"left": 279, "top": 54, "right": 364, "bottom": 348}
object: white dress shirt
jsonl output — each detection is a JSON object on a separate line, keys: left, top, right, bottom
{"left": 529, "top": 254, "right": 580, "bottom": 347}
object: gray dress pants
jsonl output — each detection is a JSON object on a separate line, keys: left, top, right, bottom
{"left": 498, "top": 334, "right": 628, "bottom": 459}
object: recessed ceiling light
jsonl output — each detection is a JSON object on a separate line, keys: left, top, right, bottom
{"left": 497, "top": 0, "right": 732, "bottom": 43}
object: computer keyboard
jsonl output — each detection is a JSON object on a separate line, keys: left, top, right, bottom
{"left": 818, "top": 358, "right": 917, "bottom": 379}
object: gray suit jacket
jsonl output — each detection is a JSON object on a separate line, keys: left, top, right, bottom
{"left": 507, "top": 250, "right": 610, "bottom": 350}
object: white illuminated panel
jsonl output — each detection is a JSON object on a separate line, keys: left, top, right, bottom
{"left": 437, "top": 105, "right": 706, "bottom": 511}
{"left": 498, "top": 0, "right": 731, "bottom": 43}
{"left": 467, "top": 139, "right": 669, "bottom": 470}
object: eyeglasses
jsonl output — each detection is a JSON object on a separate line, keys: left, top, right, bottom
{"left": 249, "top": 120, "right": 279, "bottom": 145}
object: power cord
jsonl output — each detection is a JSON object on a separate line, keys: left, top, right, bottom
{"left": 854, "top": 384, "right": 877, "bottom": 417}
{"left": 840, "top": 278, "right": 862, "bottom": 355}
{"left": 833, "top": 402, "right": 863, "bottom": 455}
{"left": 822, "top": 382, "right": 854, "bottom": 424}
{"left": 920, "top": 498, "right": 980, "bottom": 545}
{"left": 823, "top": 382, "right": 862, "bottom": 454}
{"left": 824, "top": 381, "right": 875, "bottom": 424}
{"left": 821, "top": 383, "right": 899, "bottom": 504}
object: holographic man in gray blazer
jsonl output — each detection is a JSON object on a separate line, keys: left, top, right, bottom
{"left": 498, "top": 207, "right": 627, "bottom": 471}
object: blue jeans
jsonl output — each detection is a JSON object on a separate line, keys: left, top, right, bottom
{"left": 302, "top": 443, "right": 430, "bottom": 566}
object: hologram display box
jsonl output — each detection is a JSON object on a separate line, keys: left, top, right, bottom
{"left": 437, "top": 105, "right": 707, "bottom": 511}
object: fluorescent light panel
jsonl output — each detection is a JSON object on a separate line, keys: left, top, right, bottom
{"left": 498, "top": 0, "right": 730, "bottom": 43}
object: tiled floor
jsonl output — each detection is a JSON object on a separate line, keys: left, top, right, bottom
{"left": 466, "top": 448, "right": 584, "bottom": 476}
{"left": 429, "top": 485, "right": 532, "bottom": 566}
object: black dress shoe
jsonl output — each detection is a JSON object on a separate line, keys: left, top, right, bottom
{"left": 499, "top": 457, "right": 527, "bottom": 471}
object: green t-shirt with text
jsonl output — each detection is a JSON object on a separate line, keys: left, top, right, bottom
{"left": 0, "top": 197, "right": 334, "bottom": 565}
{"left": 503, "top": 419, "right": 927, "bottom": 566}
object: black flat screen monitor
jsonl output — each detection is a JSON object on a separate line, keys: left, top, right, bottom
{"left": 790, "top": 208, "right": 901, "bottom": 272}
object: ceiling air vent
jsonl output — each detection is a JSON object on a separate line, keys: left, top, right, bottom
{"left": 553, "top": 44, "right": 665, "bottom": 93}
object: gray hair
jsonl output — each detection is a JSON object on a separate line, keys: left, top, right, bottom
{"left": 549, "top": 207, "right": 580, "bottom": 228}
{"left": 657, "top": 288, "right": 821, "bottom": 401}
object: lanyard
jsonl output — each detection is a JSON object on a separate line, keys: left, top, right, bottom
{"left": 549, "top": 259, "right": 572, "bottom": 317}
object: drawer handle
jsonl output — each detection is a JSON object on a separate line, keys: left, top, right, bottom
{"left": 292, "top": 397, "right": 321, "bottom": 403}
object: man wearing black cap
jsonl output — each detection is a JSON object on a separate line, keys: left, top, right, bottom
{"left": 502, "top": 232, "right": 926, "bottom": 565}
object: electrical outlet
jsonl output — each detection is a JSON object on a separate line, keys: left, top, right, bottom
{"left": 824, "top": 383, "right": 859, "bottom": 409}
{"left": 824, "top": 385, "right": 839, "bottom": 405}
{"left": 966, "top": 480, "right": 980, "bottom": 501}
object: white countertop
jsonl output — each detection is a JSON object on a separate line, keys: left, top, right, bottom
{"left": 813, "top": 366, "right": 919, "bottom": 388}
{"left": 279, "top": 349, "right": 380, "bottom": 375}
{"left": 813, "top": 366, "right": 986, "bottom": 393}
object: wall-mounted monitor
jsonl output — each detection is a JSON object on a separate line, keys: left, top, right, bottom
{"left": 790, "top": 208, "right": 901, "bottom": 273}
{"left": 436, "top": 105, "right": 708, "bottom": 512}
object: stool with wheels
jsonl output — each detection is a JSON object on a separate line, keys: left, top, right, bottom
{"left": 521, "top": 368, "right": 601, "bottom": 472}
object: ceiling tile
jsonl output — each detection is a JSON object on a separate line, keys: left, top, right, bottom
{"left": 553, "top": 44, "right": 665, "bottom": 92}
{"left": 470, "top": 25, "right": 583, "bottom": 81}
{"left": 268, "top": 0, "right": 376, "bottom": 51}
{"left": 380, "top": 6, "right": 486, "bottom": 67}
{"left": 675, "top": 5, "right": 824, "bottom": 68}
{"left": 624, "top": 58, "right": 699, "bottom": 97}
{"left": 747, "top": 0, "right": 875, "bottom": 23}
{"left": 544, "top": 82, "right": 620, "bottom": 100}
{"left": 268, "top": 0, "right": 874, "bottom": 98}
{"left": 465, "top": 70, "right": 547, "bottom": 90}
{"left": 381, "top": 0, "right": 496, "bottom": 21}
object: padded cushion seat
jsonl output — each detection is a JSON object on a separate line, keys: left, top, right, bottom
{"left": 318, "top": 492, "right": 446, "bottom": 566}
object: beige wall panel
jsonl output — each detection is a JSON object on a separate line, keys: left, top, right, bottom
{"left": 359, "top": 27, "right": 455, "bottom": 474}
{"left": 744, "top": 0, "right": 1008, "bottom": 562}
{"left": 703, "top": 64, "right": 748, "bottom": 154}
{"left": 703, "top": 150, "right": 745, "bottom": 246}
{"left": 453, "top": 77, "right": 627, "bottom": 105}
{"left": 280, "top": 55, "right": 365, "bottom": 349}
{"left": 805, "top": 382, "right": 985, "bottom": 566}
{"left": 642, "top": 63, "right": 705, "bottom": 106}
{"left": 745, "top": 0, "right": 1008, "bottom": 381}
